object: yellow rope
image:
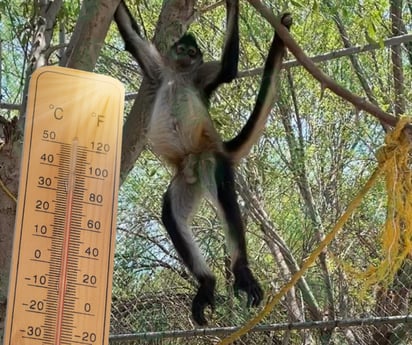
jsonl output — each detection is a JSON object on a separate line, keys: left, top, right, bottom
{"left": 0, "top": 177, "right": 17, "bottom": 203}
{"left": 218, "top": 117, "right": 412, "bottom": 344}
{"left": 353, "top": 116, "right": 412, "bottom": 288}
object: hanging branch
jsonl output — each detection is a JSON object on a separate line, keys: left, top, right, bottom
{"left": 247, "top": 0, "right": 399, "bottom": 128}
{"left": 390, "top": 0, "right": 406, "bottom": 117}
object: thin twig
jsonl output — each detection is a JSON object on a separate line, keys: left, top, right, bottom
{"left": 198, "top": 0, "right": 225, "bottom": 15}
{"left": 0, "top": 103, "right": 21, "bottom": 111}
{"left": 0, "top": 177, "right": 17, "bottom": 203}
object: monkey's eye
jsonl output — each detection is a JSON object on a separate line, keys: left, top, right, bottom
{"left": 176, "top": 44, "right": 186, "bottom": 55}
{"left": 187, "top": 47, "right": 197, "bottom": 57}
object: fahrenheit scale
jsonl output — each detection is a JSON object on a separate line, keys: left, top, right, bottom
{"left": 4, "top": 66, "right": 124, "bottom": 345}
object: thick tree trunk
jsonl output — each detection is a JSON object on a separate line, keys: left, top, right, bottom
{"left": 0, "top": 140, "right": 20, "bottom": 339}
{"left": 63, "top": 0, "right": 122, "bottom": 70}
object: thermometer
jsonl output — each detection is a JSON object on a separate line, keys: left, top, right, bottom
{"left": 4, "top": 66, "right": 124, "bottom": 345}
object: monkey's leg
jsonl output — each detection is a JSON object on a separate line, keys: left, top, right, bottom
{"left": 162, "top": 174, "right": 216, "bottom": 326}
{"left": 214, "top": 153, "right": 263, "bottom": 307}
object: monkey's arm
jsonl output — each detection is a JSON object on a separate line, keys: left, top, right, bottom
{"left": 202, "top": 0, "right": 239, "bottom": 98}
{"left": 114, "top": 0, "right": 163, "bottom": 81}
{"left": 216, "top": 0, "right": 239, "bottom": 83}
{"left": 224, "top": 14, "right": 292, "bottom": 163}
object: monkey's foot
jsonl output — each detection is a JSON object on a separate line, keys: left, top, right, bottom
{"left": 191, "top": 276, "right": 216, "bottom": 326}
{"left": 233, "top": 264, "right": 263, "bottom": 308}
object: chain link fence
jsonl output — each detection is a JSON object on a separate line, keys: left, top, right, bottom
{"left": 108, "top": 27, "right": 412, "bottom": 345}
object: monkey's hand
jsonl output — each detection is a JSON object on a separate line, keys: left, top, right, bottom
{"left": 281, "top": 12, "right": 293, "bottom": 29}
{"left": 191, "top": 276, "right": 216, "bottom": 326}
{"left": 233, "top": 265, "right": 263, "bottom": 308}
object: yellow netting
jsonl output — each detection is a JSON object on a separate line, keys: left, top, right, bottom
{"left": 218, "top": 116, "right": 412, "bottom": 345}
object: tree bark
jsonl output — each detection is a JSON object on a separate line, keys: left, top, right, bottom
{"left": 0, "top": 141, "right": 20, "bottom": 339}
{"left": 390, "top": 0, "right": 405, "bottom": 117}
{"left": 64, "top": 0, "right": 122, "bottom": 70}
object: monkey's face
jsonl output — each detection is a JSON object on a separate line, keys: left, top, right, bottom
{"left": 168, "top": 34, "right": 203, "bottom": 71}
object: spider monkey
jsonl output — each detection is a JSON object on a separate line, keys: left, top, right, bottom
{"left": 114, "top": 0, "right": 291, "bottom": 325}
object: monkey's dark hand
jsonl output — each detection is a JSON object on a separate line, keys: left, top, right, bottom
{"left": 191, "top": 276, "right": 216, "bottom": 326}
{"left": 233, "top": 265, "right": 263, "bottom": 308}
{"left": 281, "top": 13, "right": 293, "bottom": 29}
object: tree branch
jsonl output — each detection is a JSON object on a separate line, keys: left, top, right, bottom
{"left": 247, "top": 0, "right": 400, "bottom": 127}
{"left": 0, "top": 103, "right": 21, "bottom": 111}
{"left": 64, "top": 0, "right": 121, "bottom": 70}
